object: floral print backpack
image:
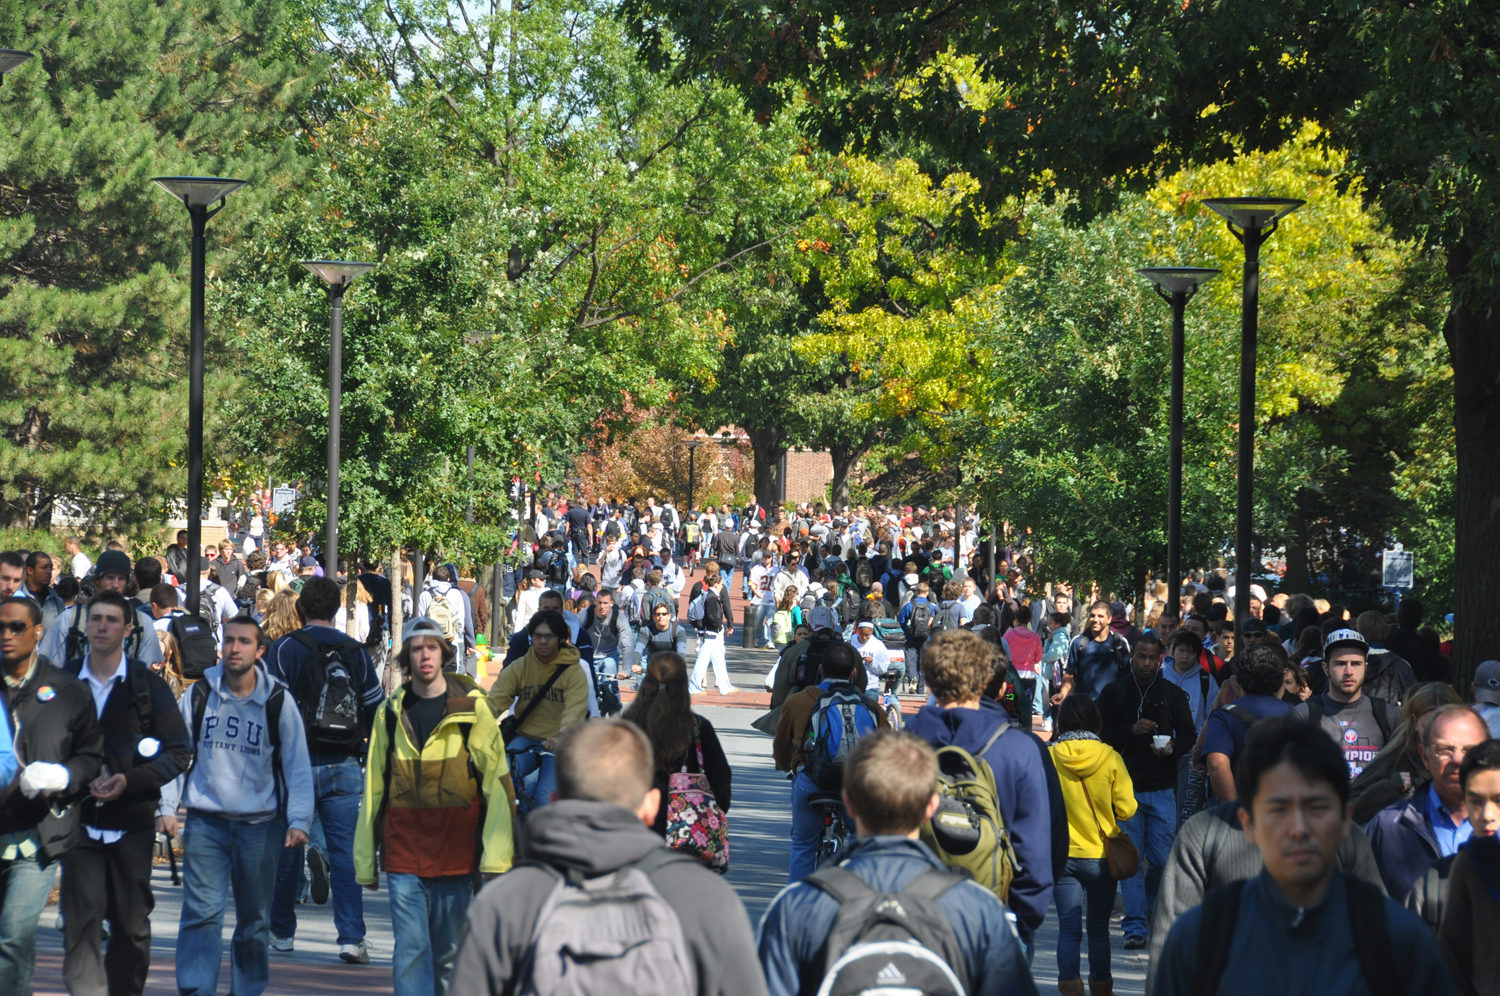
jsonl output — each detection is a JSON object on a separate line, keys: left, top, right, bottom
{"left": 665, "top": 723, "right": 729, "bottom": 873}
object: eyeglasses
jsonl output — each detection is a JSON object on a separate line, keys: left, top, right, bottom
{"left": 0, "top": 621, "right": 32, "bottom": 634}
{"left": 653, "top": 609, "right": 671, "bottom": 616}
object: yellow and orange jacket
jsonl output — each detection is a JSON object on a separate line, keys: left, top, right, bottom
{"left": 354, "top": 673, "right": 516, "bottom": 883}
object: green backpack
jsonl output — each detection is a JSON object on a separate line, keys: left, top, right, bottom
{"left": 918, "top": 722, "right": 1017, "bottom": 902}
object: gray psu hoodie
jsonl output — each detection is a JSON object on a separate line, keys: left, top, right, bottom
{"left": 161, "top": 662, "right": 314, "bottom": 834}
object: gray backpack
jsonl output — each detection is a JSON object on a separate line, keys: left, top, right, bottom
{"left": 519, "top": 848, "right": 697, "bottom": 996}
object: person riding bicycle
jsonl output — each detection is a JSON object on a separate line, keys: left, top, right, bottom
{"left": 485, "top": 610, "right": 589, "bottom": 810}
{"left": 849, "top": 618, "right": 900, "bottom": 693}
{"left": 772, "top": 642, "right": 890, "bottom": 882}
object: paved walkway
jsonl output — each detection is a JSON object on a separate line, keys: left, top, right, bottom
{"left": 33, "top": 569, "right": 1147, "bottom": 994}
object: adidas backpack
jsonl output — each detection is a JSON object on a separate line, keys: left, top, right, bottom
{"left": 803, "top": 866, "right": 970, "bottom": 996}
{"left": 802, "top": 681, "right": 877, "bottom": 791}
{"left": 918, "top": 722, "right": 1017, "bottom": 903}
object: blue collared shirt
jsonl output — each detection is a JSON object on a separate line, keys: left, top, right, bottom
{"left": 1425, "top": 782, "right": 1472, "bottom": 857}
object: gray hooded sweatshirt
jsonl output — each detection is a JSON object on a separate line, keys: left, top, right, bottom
{"left": 161, "top": 662, "right": 314, "bottom": 834}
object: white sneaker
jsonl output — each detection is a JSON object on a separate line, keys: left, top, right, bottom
{"left": 269, "top": 934, "right": 294, "bottom": 953}
{"left": 340, "top": 940, "right": 370, "bottom": 964}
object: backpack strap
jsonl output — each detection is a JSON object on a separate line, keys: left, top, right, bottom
{"left": 1192, "top": 878, "right": 1246, "bottom": 995}
{"left": 897, "top": 865, "right": 972, "bottom": 902}
{"left": 1224, "top": 704, "right": 1259, "bottom": 730}
{"left": 191, "top": 680, "right": 210, "bottom": 745}
{"left": 1305, "top": 696, "right": 1325, "bottom": 725}
{"left": 1368, "top": 697, "right": 1392, "bottom": 742}
{"left": 804, "top": 865, "right": 876, "bottom": 905}
{"left": 266, "top": 685, "right": 286, "bottom": 819}
{"left": 1346, "top": 875, "right": 1399, "bottom": 996}
{"left": 128, "top": 662, "right": 155, "bottom": 736}
{"left": 978, "top": 720, "right": 1011, "bottom": 757}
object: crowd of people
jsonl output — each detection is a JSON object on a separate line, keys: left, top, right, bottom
{"left": 0, "top": 496, "right": 1493, "bottom": 996}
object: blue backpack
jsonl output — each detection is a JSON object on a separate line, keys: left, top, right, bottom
{"left": 802, "top": 681, "right": 877, "bottom": 791}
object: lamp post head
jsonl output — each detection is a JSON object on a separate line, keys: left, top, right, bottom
{"left": 685, "top": 440, "right": 703, "bottom": 451}
{"left": 151, "top": 176, "right": 247, "bottom": 208}
{"left": 1138, "top": 267, "right": 1221, "bottom": 296}
{"left": 1200, "top": 197, "right": 1305, "bottom": 231}
{"left": 0, "top": 49, "right": 33, "bottom": 79}
{"left": 300, "top": 260, "right": 376, "bottom": 287}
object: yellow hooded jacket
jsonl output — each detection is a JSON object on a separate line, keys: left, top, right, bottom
{"left": 1050, "top": 734, "right": 1139, "bottom": 860}
{"left": 355, "top": 673, "right": 517, "bottom": 883}
{"left": 485, "top": 645, "right": 587, "bottom": 742}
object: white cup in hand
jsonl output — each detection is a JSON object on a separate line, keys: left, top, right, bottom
{"left": 1152, "top": 735, "right": 1172, "bottom": 750}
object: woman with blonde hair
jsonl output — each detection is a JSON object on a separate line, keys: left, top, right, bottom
{"left": 154, "top": 630, "right": 188, "bottom": 697}
{"left": 339, "top": 576, "right": 371, "bottom": 643}
{"left": 1349, "top": 681, "right": 1464, "bottom": 822}
{"left": 262, "top": 589, "right": 302, "bottom": 643}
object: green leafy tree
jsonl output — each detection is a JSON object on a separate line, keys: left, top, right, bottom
{"left": 623, "top": 0, "right": 1493, "bottom": 676}
{"left": 0, "top": 0, "right": 316, "bottom": 534}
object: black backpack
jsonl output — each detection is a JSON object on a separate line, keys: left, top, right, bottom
{"left": 287, "top": 630, "right": 367, "bottom": 755}
{"left": 908, "top": 600, "right": 934, "bottom": 639}
{"left": 792, "top": 630, "right": 841, "bottom": 690}
{"left": 169, "top": 612, "right": 220, "bottom": 681}
{"left": 853, "top": 558, "right": 875, "bottom": 591}
{"left": 804, "top": 866, "right": 970, "bottom": 996}
{"left": 1193, "top": 876, "right": 1397, "bottom": 996}
{"left": 543, "top": 551, "right": 569, "bottom": 585}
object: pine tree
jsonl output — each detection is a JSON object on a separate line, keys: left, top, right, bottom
{"left": 0, "top": 0, "right": 318, "bottom": 534}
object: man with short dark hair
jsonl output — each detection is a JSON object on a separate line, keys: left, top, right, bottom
{"left": 266, "top": 577, "right": 384, "bottom": 963}
{"left": 59, "top": 592, "right": 192, "bottom": 996}
{"left": 0, "top": 551, "right": 25, "bottom": 600}
{"left": 0, "top": 597, "right": 101, "bottom": 994}
{"left": 169, "top": 616, "right": 313, "bottom": 996}
{"left": 1200, "top": 644, "right": 1294, "bottom": 803}
{"left": 759, "top": 729, "right": 1038, "bottom": 996}
{"left": 17, "top": 551, "right": 63, "bottom": 631}
{"left": 1055, "top": 600, "right": 1131, "bottom": 704}
{"left": 1153, "top": 715, "right": 1453, "bottom": 996}
{"left": 449, "top": 719, "right": 768, "bottom": 996}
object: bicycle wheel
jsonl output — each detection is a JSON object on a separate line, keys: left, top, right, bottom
{"left": 885, "top": 701, "right": 903, "bottom": 730}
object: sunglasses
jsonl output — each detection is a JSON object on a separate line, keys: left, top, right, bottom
{"left": 0, "top": 621, "right": 32, "bottom": 635}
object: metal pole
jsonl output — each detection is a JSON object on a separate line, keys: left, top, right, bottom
{"left": 1168, "top": 290, "right": 1187, "bottom": 604}
{"left": 186, "top": 205, "right": 207, "bottom": 615}
{"left": 1235, "top": 228, "right": 1263, "bottom": 630}
{"left": 325, "top": 282, "right": 346, "bottom": 577}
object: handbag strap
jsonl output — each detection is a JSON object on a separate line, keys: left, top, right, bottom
{"left": 680, "top": 719, "right": 704, "bottom": 773}
{"left": 1088, "top": 781, "right": 1118, "bottom": 843}
{"left": 513, "top": 661, "right": 568, "bottom": 730}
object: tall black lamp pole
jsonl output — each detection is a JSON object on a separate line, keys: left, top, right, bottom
{"left": 1201, "top": 197, "right": 1304, "bottom": 627}
{"left": 153, "top": 177, "right": 246, "bottom": 613}
{"left": 1138, "top": 267, "right": 1220, "bottom": 607}
{"left": 300, "top": 261, "right": 375, "bottom": 577}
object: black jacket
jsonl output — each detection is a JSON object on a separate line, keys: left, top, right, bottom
{"left": 0, "top": 658, "right": 105, "bottom": 861}
{"left": 1097, "top": 672, "right": 1195, "bottom": 792}
{"left": 61, "top": 657, "right": 193, "bottom": 833}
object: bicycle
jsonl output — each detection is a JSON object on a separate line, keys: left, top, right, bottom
{"left": 880, "top": 671, "right": 905, "bottom": 731}
{"left": 809, "top": 791, "right": 851, "bottom": 869}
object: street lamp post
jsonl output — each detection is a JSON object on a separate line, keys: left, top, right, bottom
{"left": 300, "top": 260, "right": 376, "bottom": 577}
{"left": 684, "top": 440, "right": 702, "bottom": 512}
{"left": 1138, "top": 267, "right": 1220, "bottom": 606}
{"left": 1201, "top": 197, "right": 1304, "bottom": 626}
{"left": 0, "top": 49, "right": 33, "bottom": 81}
{"left": 152, "top": 177, "right": 246, "bottom": 613}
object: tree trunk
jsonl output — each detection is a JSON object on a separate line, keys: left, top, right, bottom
{"left": 828, "top": 439, "right": 870, "bottom": 509}
{"left": 1445, "top": 245, "right": 1500, "bottom": 695}
{"left": 747, "top": 427, "right": 786, "bottom": 508}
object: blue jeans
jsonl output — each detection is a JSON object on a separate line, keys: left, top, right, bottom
{"left": 788, "top": 772, "right": 848, "bottom": 883}
{"left": 508, "top": 736, "right": 556, "bottom": 810}
{"left": 719, "top": 566, "right": 735, "bottom": 592}
{"left": 756, "top": 604, "right": 775, "bottom": 647}
{"left": 1120, "top": 788, "right": 1176, "bottom": 938}
{"left": 1055, "top": 856, "right": 1116, "bottom": 982}
{"left": 270, "top": 758, "right": 365, "bottom": 945}
{"left": 0, "top": 847, "right": 56, "bottom": 995}
{"left": 388, "top": 874, "right": 473, "bottom": 996}
{"left": 177, "top": 811, "right": 285, "bottom": 996}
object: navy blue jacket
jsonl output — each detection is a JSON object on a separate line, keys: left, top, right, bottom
{"left": 1153, "top": 870, "right": 1453, "bottom": 996}
{"left": 757, "top": 836, "right": 1038, "bottom": 996}
{"left": 1365, "top": 795, "right": 1440, "bottom": 903}
{"left": 905, "top": 702, "right": 1056, "bottom": 932}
